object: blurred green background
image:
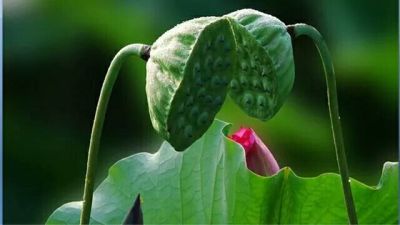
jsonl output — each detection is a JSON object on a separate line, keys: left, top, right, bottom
{"left": 4, "top": 0, "right": 398, "bottom": 224}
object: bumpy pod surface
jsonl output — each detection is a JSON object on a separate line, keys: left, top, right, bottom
{"left": 147, "top": 9, "right": 295, "bottom": 151}
{"left": 226, "top": 9, "right": 295, "bottom": 120}
{"left": 146, "top": 17, "right": 237, "bottom": 151}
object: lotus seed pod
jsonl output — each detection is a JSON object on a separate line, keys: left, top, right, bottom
{"left": 226, "top": 9, "right": 295, "bottom": 120}
{"left": 146, "top": 17, "right": 237, "bottom": 151}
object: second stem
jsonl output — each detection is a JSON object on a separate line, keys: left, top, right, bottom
{"left": 80, "top": 44, "right": 149, "bottom": 225}
{"left": 288, "top": 23, "right": 358, "bottom": 224}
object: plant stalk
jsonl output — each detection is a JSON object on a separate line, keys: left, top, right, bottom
{"left": 80, "top": 44, "right": 150, "bottom": 225}
{"left": 287, "top": 23, "right": 358, "bottom": 224}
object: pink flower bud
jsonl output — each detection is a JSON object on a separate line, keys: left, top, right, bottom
{"left": 229, "top": 128, "right": 280, "bottom": 176}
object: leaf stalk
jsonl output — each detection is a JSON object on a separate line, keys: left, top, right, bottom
{"left": 80, "top": 44, "right": 149, "bottom": 225}
{"left": 287, "top": 23, "right": 358, "bottom": 224}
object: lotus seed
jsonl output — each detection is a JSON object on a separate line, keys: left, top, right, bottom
{"left": 212, "top": 76, "right": 221, "bottom": 87}
{"left": 237, "top": 46, "right": 243, "bottom": 54}
{"left": 241, "top": 61, "right": 248, "bottom": 71}
{"left": 195, "top": 77, "right": 203, "bottom": 86}
{"left": 178, "top": 104, "right": 185, "bottom": 113}
{"left": 242, "top": 93, "right": 254, "bottom": 106}
{"left": 252, "top": 79, "right": 260, "bottom": 89}
{"left": 198, "top": 112, "right": 209, "bottom": 125}
{"left": 205, "top": 56, "right": 213, "bottom": 67}
{"left": 194, "top": 63, "right": 201, "bottom": 72}
{"left": 205, "top": 95, "right": 213, "bottom": 104}
{"left": 262, "top": 78, "right": 271, "bottom": 93}
{"left": 261, "top": 68, "right": 267, "bottom": 77}
{"left": 177, "top": 117, "right": 185, "bottom": 129}
{"left": 214, "top": 96, "right": 223, "bottom": 106}
{"left": 184, "top": 87, "right": 191, "bottom": 96}
{"left": 190, "top": 106, "right": 199, "bottom": 118}
{"left": 214, "top": 57, "right": 223, "bottom": 69}
{"left": 184, "top": 125, "right": 193, "bottom": 138}
{"left": 242, "top": 39, "right": 247, "bottom": 47}
{"left": 221, "top": 76, "right": 229, "bottom": 86}
{"left": 197, "top": 88, "right": 206, "bottom": 99}
{"left": 206, "top": 40, "right": 212, "bottom": 49}
{"left": 217, "top": 34, "right": 225, "bottom": 43}
{"left": 240, "top": 76, "right": 248, "bottom": 87}
{"left": 186, "top": 96, "right": 194, "bottom": 107}
{"left": 224, "top": 42, "right": 231, "bottom": 52}
{"left": 257, "top": 95, "right": 266, "bottom": 107}
{"left": 223, "top": 59, "right": 231, "bottom": 69}
{"left": 230, "top": 79, "right": 240, "bottom": 91}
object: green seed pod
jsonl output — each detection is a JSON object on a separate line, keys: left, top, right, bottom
{"left": 226, "top": 9, "right": 295, "bottom": 120}
{"left": 146, "top": 9, "right": 295, "bottom": 150}
{"left": 146, "top": 17, "right": 237, "bottom": 151}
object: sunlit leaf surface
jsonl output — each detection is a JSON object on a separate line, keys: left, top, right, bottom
{"left": 47, "top": 120, "right": 398, "bottom": 224}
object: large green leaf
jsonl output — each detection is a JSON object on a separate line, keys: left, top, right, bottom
{"left": 46, "top": 120, "right": 398, "bottom": 224}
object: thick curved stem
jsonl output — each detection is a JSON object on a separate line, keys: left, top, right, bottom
{"left": 287, "top": 24, "right": 358, "bottom": 224}
{"left": 80, "top": 44, "right": 150, "bottom": 225}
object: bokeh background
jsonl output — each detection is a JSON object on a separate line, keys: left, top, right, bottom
{"left": 4, "top": 0, "right": 398, "bottom": 224}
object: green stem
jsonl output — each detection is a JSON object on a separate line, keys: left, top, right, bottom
{"left": 80, "top": 44, "right": 150, "bottom": 225}
{"left": 288, "top": 23, "right": 358, "bottom": 224}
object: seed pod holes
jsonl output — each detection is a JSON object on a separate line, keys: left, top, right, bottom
{"left": 146, "top": 9, "right": 295, "bottom": 150}
{"left": 146, "top": 17, "right": 236, "bottom": 151}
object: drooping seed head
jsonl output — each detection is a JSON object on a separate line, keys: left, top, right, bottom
{"left": 146, "top": 17, "right": 237, "bottom": 151}
{"left": 226, "top": 9, "right": 295, "bottom": 120}
{"left": 146, "top": 9, "right": 295, "bottom": 151}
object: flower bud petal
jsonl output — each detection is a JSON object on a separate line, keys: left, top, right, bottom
{"left": 229, "top": 127, "right": 279, "bottom": 176}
